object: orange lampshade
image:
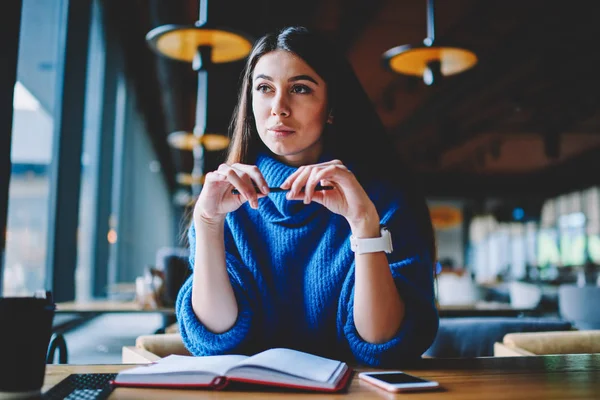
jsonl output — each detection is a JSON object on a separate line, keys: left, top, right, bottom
{"left": 384, "top": 45, "right": 477, "bottom": 77}
{"left": 429, "top": 205, "right": 463, "bottom": 230}
{"left": 382, "top": 0, "right": 477, "bottom": 85}
{"left": 167, "top": 131, "right": 230, "bottom": 151}
{"left": 176, "top": 173, "right": 205, "bottom": 186}
{"left": 146, "top": 25, "right": 253, "bottom": 64}
{"left": 146, "top": 0, "right": 252, "bottom": 198}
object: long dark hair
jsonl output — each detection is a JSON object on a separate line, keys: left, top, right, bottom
{"left": 226, "top": 26, "right": 437, "bottom": 267}
{"left": 228, "top": 27, "right": 388, "bottom": 172}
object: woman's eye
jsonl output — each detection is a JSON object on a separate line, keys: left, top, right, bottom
{"left": 291, "top": 85, "right": 311, "bottom": 94}
{"left": 256, "top": 84, "right": 272, "bottom": 93}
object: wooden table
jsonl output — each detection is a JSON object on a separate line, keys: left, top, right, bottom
{"left": 56, "top": 300, "right": 175, "bottom": 315}
{"left": 43, "top": 353, "right": 600, "bottom": 399}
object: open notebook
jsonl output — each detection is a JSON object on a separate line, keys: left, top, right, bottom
{"left": 113, "top": 348, "right": 351, "bottom": 392}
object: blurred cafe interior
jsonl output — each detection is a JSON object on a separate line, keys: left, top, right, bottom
{"left": 1, "top": 0, "right": 600, "bottom": 393}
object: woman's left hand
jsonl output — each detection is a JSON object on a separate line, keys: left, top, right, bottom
{"left": 280, "top": 160, "right": 379, "bottom": 233}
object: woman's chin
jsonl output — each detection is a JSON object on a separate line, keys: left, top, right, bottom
{"left": 263, "top": 138, "right": 323, "bottom": 166}
{"left": 266, "top": 143, "right": 296, "bottom": 157}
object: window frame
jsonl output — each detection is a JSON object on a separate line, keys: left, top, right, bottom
{"left": 0, "top": 0, "right": 23, "bottom": 296}
{"left": 44, "top": 0, "right": 93, "bottom": 302}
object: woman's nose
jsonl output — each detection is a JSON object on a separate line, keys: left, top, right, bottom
{"left": 271, "top": 94, "right": 290, "bottom": 117}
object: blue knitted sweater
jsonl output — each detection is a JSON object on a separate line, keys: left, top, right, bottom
{"left": 176, "top": 153, "right": 439, "bottom": 367}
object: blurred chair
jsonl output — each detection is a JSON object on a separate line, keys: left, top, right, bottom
{"left": 122, "top": 333, "right": 189, "bottom": 363}
{"left": 494, "top": 330, "right": 600, "bottom": 356}
{"left": 424, "top": 317, "right": 572, "bottom": 358}
{"left": 125, "top": 317, "right": 574, "bottom": 362}
{"left": 436, "top": 271, "right": 483, "bottom": 306}
{"left": 46, "top": 333, "right": 68, "bottom": 364}
{"left": 155, "top": 247, "right": 191, "bottom": 307}
{"left": 151, "top": 248, "right": 190, "bottom": 334}
{"left": 509, "top": 281, "right": 542, "bottom": 309}
{"left": 558, "top": 285, "right": 600, "bottom": 329}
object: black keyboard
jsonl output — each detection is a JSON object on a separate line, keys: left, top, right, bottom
{"left": 43, "top": 373, "right": 117, "bottom": 400}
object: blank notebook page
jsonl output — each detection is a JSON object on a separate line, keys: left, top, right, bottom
{"left": 133, "top": 354, "right": 248, "bottom": 376}
{"left": 231, "top": 348, "right": 342, "bottom": 382}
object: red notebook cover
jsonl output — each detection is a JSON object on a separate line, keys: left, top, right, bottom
{"left": 111, "top": 366, "right": 353, "bottom": 392}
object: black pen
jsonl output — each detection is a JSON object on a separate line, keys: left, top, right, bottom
{"left": 231, "top": 185, "right": 334, "bottom": 195}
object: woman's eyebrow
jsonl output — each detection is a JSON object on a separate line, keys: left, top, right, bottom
{"left": 254, "top": 74, "right": 272, "bottom": 81}
{"left": 254, "top": 74, "right": 319, "bottom": 85}
{"left": 289, "top": 75, "right": 319, "bottom": 85}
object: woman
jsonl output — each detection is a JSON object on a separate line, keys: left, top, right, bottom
{"left": 176, "top": 26, "right": 439, "bottom": 367}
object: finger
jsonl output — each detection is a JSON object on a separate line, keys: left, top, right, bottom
{"left": 303, "top": 168, "right": 322, "bottom": 204}
{"left": 326, "top": 159, "right": 344, "bottom": 166}
{"left": 313, "top": 165, "right": 340, "bottom": 181}
{"left": 232, "top": 164, "right": 269, "bottom": 194}
{"left": 287, "top": 166, "right": 312, "bottom": 200}
{"left": 306, "top": 187, "right": 327, "bottom": 205}
{"left": 204, "top": 170, "right": 228, "bottom": 185}
{"left": 230, "top": 165, "right": 260, "bottom": 202}
{"left": 315, "top": 164, "right": 352, "bottom": 184}
{"left": 225, "top": 166, "right": 259, "bottom": 208}
{"left": 320, "top": 179, "right": 333, "bottom": 187}
{"left": 305, "top": 178, "right": 337, "bottom": 206}
{"left": 322, "top": 160, "right": 350, "bottom": 176}
{"left": 306, "top": 175, "right": 341, "bottom": 207}
{"left": 280, "top": 166, "right": 305, "bottom": 190}
{"left": 211, "top": 168, "right": 266, "bottom": 199}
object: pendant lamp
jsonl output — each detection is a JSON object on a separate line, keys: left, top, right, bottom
{"left": 146, "top": 0, "right": 253, "bottom": 195}
{"left": 382, "top": 0, "right": 477, "bottom": 85}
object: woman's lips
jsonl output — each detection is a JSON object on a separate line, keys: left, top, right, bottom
{"left": 269, "top": 129, "right": 295, "bottom": 137}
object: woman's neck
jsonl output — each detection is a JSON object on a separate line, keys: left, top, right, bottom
{"left": 275, "top": 137, "right": 323, "bottom": 167}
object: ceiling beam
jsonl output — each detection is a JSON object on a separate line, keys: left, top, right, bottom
{"left": 420, "top": 143, "right": 600, "bottom": 198}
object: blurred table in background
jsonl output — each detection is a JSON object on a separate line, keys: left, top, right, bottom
{"left": 58, "top": 300, "right": 531, "bottom": 318}
{"left": 56, "top": 300, "right": 176, "bottom": 334}
{"left": 57, "top": 300, "right": 533, "bottom": 318}
{"left": 439, "top": 301, "right": 538, "bottom": 317}
{"left": 479, "top": 281, "right": 560, "bottom": 315}
{"left": 52, "top": 301, "right": 177, "bottom": 362}
{"left": 56, "top": 300, "right": 175, "bottom": 315}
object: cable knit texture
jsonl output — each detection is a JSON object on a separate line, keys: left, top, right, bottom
{"left": 176, "top": 152, "right": 439, "bottom": 367}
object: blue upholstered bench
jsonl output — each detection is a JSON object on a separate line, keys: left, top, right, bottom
{"left": 424, "top": 317, "right": 573, "bottom": 358}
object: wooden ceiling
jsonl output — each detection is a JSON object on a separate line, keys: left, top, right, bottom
{"left": 106, "top": 0, "right": 600, "bottom": 198}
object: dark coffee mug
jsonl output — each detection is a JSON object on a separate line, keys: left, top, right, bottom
{"left": 0, "top": 295, "right": 55, "bottom": 398}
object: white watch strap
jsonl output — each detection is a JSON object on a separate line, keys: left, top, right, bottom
{"left": 350, "top": 227, "right": 393, "bottom": 254}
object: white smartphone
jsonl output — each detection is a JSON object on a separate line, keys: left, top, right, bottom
{"left": 358, "top": 371, "right": 439, "bottom": 393}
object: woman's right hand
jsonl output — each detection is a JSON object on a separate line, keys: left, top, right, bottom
{"left": 193, "top": 163, "right": 269, "bottom": 225}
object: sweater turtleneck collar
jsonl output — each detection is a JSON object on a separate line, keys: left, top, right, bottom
{"left": 254, "top": 152, "right": 331, "bottom": 226}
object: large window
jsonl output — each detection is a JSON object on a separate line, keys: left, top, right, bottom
{"left": 558, "top": 212, "right": 586, "bottom": 267}
{"left": 4, "top": 0, "right": 179, "bottom": 300}
{"left": 3, "top": 0, "right": 64, "bottom": 295}
{"left": 537, "top": 228, "right": 560, "bottom": 268}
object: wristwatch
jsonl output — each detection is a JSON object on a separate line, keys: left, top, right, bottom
{"left": 350, "top": 226, "right": 393, "bottom": 254}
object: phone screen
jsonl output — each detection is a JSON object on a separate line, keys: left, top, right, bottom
{"left": 367, "top": 373, "right": 430, "bottom": 384}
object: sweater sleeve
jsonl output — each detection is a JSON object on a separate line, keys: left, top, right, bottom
{"left": 175, "top": 222, "right": 260, "bottom": 356}
{"left": 339, "top": 196, "right": 439, "bottom": 367}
